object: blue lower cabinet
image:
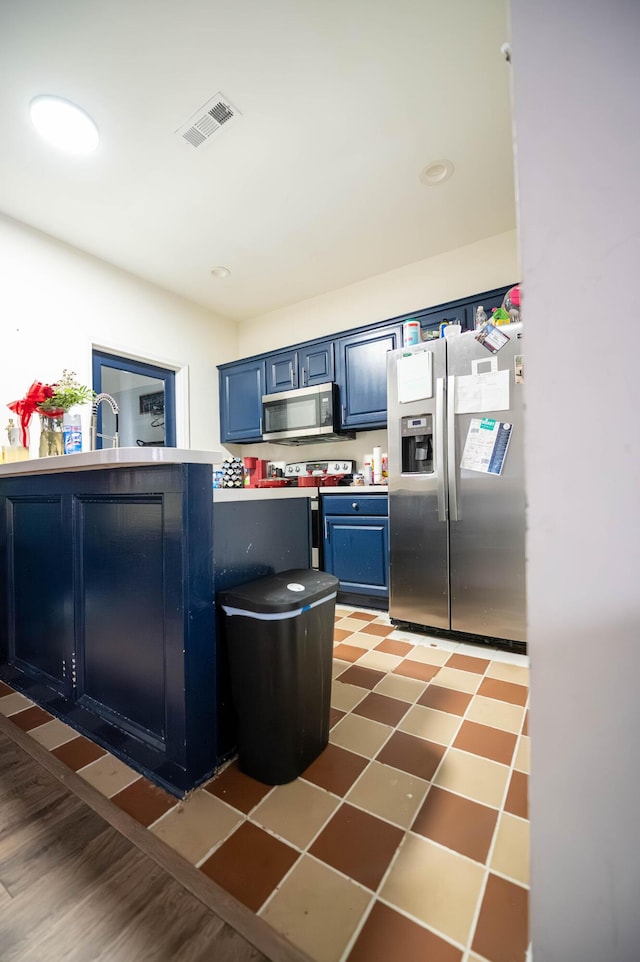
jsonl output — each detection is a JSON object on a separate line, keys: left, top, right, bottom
{"left": 322, "top": 495, "right": 389, "bottom": 606}
{"left": 9, "top": 496, "right": 71, "bottom": 694}
{"left": 0, "top": 464, "right": 220, "bottom": 795}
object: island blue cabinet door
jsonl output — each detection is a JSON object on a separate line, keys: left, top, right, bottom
{"left": 219, "top": 359, "right": 266, "bottom": 442}
{"left": 4, "top": 496, "right": 72, "bottom": 693}
{"left": 78, "top": 497, "right": 167, "bottom": 741}
{"left": 323, "top": 515, "right": 389, "bottom": 600}
{"left": 336, "top": 325, "right": 402, "bottom": 428}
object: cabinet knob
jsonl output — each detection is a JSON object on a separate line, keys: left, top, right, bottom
{"left": 352, "top": 502, "right": 359, "bottom": 510}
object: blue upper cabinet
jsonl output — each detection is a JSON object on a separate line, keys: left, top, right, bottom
{"left": 219, "top": 358, "right": 266, "bottom": 442}
{"left": 266, "top": 349, "right": 298, "bottom": 393}
{"left": 265, "top": 341, "right": 334, "bottom": 394}
{"left": 300, "top": 341, "right": 334, "bottom": 387}
{"left": 335, "top": 324, "right": 402, "bottom": 429}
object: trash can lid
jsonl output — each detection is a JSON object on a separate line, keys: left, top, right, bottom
{"left": 218, "top": 568, "right": 339, "bottom": 614}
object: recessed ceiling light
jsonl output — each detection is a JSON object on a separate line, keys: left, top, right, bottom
{"left": 419, "top": 159, "right": 454, "bottom": 186}
{"left": 29, "top": 95, "right": 99, "bottom": 154}
{"left": 210, "top": 266, "right": 231, "bottom": 279}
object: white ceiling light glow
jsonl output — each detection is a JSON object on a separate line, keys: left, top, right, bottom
{"left": 29, "top": 95, "right": 99, "bottom": 154}
{"left": 210, "top": 266, "right": 231, "bottom": 279}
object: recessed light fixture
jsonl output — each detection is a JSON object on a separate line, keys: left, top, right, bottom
{"left": 210, "top": 266, "right": 231, "bottom": 279}
{"left": 29, "top": 95, "right": 99, "bottom": 154}
{"left": 419, "top": 159, "right": 454, "bottom": 186}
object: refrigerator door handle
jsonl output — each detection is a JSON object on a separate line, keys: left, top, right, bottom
{"left": 447, "top": 375, "right": 460, "bottom": 521}
{"left": 436, "top": 376, "right": 447, "bottom": 522}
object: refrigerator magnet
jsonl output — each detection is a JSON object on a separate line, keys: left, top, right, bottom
{"left": 475, "top": 322, "right": 510, "bottom": 354}
{"left": 515, "top": 354, "right": 524, "bottom": 383}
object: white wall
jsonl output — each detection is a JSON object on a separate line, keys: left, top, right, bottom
{"left": 512, "top": 2, "right": 640, "bottom": 959}
{"left": 0, "top": 215, "right": 238, "bottom": 453}
{"left": 237, "top": 229, "right": 519, "bottom": 356}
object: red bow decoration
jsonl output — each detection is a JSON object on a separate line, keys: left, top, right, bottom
{"left": 7, "top": 381, "right": 59, "bottom": 448}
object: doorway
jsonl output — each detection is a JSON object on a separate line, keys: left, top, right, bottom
{"left": 92, "top": 351, "right": 176, "bottom": 448}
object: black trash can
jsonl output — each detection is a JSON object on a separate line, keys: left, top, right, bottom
{"left": 218, "top": 568, "right": 339, "bottom": 785}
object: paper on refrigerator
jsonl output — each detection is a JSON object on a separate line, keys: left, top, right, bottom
{"left": 396, "top": 349, "right": 433, "bottom": 403}
{"left": 454, "top": 368, "right": 509, "bottom": 414}
{"left": 460, "top": 418, "right": 513, "bottom": 476}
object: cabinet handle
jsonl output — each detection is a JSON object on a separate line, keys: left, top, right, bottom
{"left": 352, "top": 502, "right": 359, "bottom": 511}
{"left": 341, "top": 404, "right": 345, "bottom": 425}
{"left": 259, "top": 416, "right": 263, "bottom": 436}
{"left": 301, "top": 367, "right": 306, "bottom": 386}
{"left": 291, "top": 370, "right": 295, "bottom": 388}
{"left": 324, "top": 518, "right": 329, "bottom": 541}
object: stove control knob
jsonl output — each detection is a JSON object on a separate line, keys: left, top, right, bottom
{"left": 295, "top": 465, "right": 300, "bottom": 473}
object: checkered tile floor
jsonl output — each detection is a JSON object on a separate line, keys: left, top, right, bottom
{"left": 0, "top": 608, "right": 530, "bottom": 962}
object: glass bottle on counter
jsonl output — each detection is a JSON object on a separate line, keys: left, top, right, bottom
{"left": 3, "top": 418, "right": 30, "bottom": 462}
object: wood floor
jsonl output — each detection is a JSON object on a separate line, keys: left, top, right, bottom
{"left": 0, "top": 731, "right": 269, "bottom": 962}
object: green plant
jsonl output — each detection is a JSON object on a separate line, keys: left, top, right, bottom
{"left": 37, "top": 370, "right": 95, "bottom": 414}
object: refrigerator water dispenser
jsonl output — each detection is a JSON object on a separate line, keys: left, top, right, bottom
{"left": 401, "top": 415, "right": 433, "bottom": 474}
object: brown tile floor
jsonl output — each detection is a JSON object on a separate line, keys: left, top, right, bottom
{"left": 0, "top": 607, "right": 530, "bottom": 962}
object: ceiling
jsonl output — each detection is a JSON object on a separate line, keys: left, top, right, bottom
{"left": 0, "top": 0, "right": 515, "bottom": 322}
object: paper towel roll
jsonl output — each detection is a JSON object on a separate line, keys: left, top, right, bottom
{"left": 373, "top": 446, "right": 382, "bottom": 484}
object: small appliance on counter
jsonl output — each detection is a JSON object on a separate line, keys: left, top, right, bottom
{"left": 243, "top": 456, "right": 269, "bottom": 487}
{"left": 285, "top": 460, "right": 354, "bottom": 486}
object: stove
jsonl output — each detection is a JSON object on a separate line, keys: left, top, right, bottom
{"left": 284, "top": 459, "right": 355, "bottom": 480}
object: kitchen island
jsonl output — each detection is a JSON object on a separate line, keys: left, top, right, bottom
{"left": 0, "top": 450, "right": 314, "bottom": 795}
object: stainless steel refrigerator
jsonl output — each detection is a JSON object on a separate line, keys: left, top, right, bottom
{"left": 387, "top": 323, "right": 525, "bottom": 644}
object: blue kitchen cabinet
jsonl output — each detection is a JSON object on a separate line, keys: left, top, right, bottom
{"left": 265, "top": 341, "right": 334, "bottom": 394}
{"left": 335, "top": 325, "right": 402, "bottom": 429}
{"left": 322, "top": 494, "right": 389, "bottom": 607}
{"left": 8, "top": 496, "right": 71, "bottom": 695}
{"left": 219, "top": 358, "right": 266, "bottom": 442}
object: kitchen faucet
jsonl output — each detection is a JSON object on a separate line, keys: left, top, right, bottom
{"left": 90, "top": 393, "right": 119, "bottom": 449}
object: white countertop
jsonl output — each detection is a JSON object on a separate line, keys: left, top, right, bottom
{"left": 213, "top": 483, "right": 388, "bottom": 502}
{"left": 0, "top": 447, "right": 224, "bottom": 478}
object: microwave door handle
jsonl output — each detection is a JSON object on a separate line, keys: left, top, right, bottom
{"left": 447, "top": 375, "right": 459, "bottom": 521}
{"left": 435, "top": 377, "right": 447, "bottom": 521}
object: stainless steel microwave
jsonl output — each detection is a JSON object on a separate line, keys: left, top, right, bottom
{"left": 261, "top": 382, "right": 353, "bottom": 444}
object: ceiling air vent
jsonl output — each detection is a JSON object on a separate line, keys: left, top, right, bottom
{"left": 175, "top": 92, "right": 241, "bottom": 149}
